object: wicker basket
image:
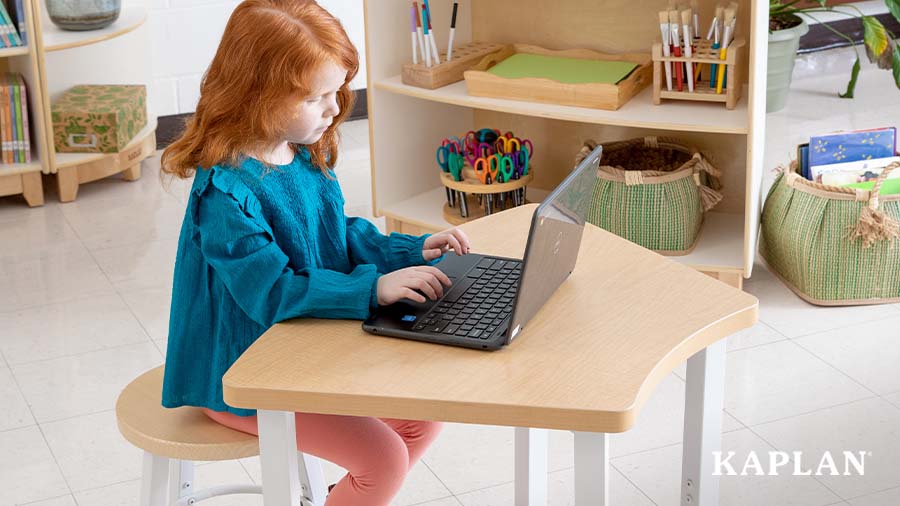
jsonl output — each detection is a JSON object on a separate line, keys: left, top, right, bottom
{"left": 760, "top": 161, "right": 900, "bottom": 306}
{"left": 575, "top": 136, "right": 723, "bottom": 255}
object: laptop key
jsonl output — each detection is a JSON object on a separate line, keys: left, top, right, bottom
{"left": 429, "top": 322, "right": 448, "bottom": 334}
{"left": 442, "top": 277, "right": 475, "bottom": 303}
{"left": 444, "top": 324, "right": 460, "bottom": 335}
{"left": 467, "top": 268, "right": 487, "bottom": 279}
{"left": 469, "top": 329, "right": 483, "bottom": 339}
{"left": 477, "top": 258, "right": 495, "bottom": 270}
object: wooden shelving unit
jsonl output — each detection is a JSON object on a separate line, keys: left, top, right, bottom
{"left": 0, "top": 2, "right": 154, "bottom": 205}
{"left": 0, "top": 0, "right": 53, "bottom": 206}
{"left": 37, "top": 4, "right": 156, "bottom": 202}
{"left": 363, "top": 0, "right": 768, "bottom": 286}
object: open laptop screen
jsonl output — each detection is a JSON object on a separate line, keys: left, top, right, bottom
{"left": 505, "top": 146, "right": 602, "bottom": 343}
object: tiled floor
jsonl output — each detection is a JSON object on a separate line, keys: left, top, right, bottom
{"left": 1, "top": 118, "right": 899, "bottom": 506}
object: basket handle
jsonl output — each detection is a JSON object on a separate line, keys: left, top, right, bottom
{"left": 848, "top": 161, "right": 900, "bottom": 248}
{"left": 692, "top": 153, "right": 723, "bottom": 211}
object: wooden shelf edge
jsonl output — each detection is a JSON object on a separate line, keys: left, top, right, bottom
{"left": 0, "top": 160, "right": 43, "bottom": 176}
{"left": 374, "top": 77, "right": 750, "bottom": 135}
{"left": 0, "top": 46, "right": 30, "bottom": 58}
{"left": 44, "top": 5, "right": 146, "bottom": 52}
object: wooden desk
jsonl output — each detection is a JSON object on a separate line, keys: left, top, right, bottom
{"left": 223, "top": 204, "right": 758, "bottom": 506}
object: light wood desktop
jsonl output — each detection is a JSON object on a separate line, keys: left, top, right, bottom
{"left": 223, "top": 204, "right": 758, "bottom": 506}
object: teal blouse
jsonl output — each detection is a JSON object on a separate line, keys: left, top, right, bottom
{"left": 162, "top": 148, "right": 434, "bottom": 416}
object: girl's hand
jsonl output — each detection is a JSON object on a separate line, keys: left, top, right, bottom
{"left": 422, "top": 228, "right": 471, "bottom": 261}
{"left": 377, "top": 266, "right": 453, "bottom": 305}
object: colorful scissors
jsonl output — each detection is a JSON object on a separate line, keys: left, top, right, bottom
{"left": 436, "top": 144, "right": 464, "bottom": 181}
{"left": 473, "top": 155, "right": 499, "bottom": 184}
{"left": 514, "top": 148, "right": 530, "bottom": 177}
{"left": 495, "top": 136, "right": 521, "bottom": 155}
{"left": 495, "top": 154, "right": 515, "bottom": 183}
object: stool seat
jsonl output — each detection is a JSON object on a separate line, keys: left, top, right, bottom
{"left": 116, "top": 366, "right": 259, "bottom": 461}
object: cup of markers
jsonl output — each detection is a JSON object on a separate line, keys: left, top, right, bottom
{"left": 435, "top": 128, "right": 534, "bottom": 219}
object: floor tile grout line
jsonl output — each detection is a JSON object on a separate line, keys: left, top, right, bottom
{"left": 740, "top": 422, "right": 848, "bottom": 503}
{"left": 842, "top": 483, "right": 900, "bottom": 502}
{"left": 743, "top": 394, "right": 882, "bottom": 429}
{"left": 421, "top": 459, "right": 457, "bottom": 500}
{"left": 57, "top": 203, "right": 165, "bottom": 356}
{"left": 0, "top": 287, "right": 118, "bottom": 316}
{"left": 775, "top": 312, "right": 900, "bottom": 340}
{"left": 789, "top": 338, "right": 884, "bottom": 400}
{"left": 34, "top": 407, "right": 116, "bottom": 427}
{"left": 4, "top": 348, "right": 77, "bottom": 499}
{"left": 609, "top": 460, "right": 662, "bottom": 506}
{"left": 5, "top": 337, "right": 162, "bottom": 368}
{"left": 17, "top": 492, "right": 76, "bottom": 505}
{"left": 405, "top": 493, "right": 458, "bottom": 506}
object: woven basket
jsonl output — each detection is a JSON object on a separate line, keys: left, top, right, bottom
{"left": 575, "top": 136, "right": 723, "bottom": 255}
{"left": 760, "top": 161, "right": 900, "bottom": 306}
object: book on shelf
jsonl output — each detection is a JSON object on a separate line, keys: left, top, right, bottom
{"left": 4, "top": 0, "right": 26, "bottom": 46}
{"left": 0, "top": 72, "right": 31, "bottom": 164}
{"left": 0, "top": 0, "right": 22, "bottom": 48}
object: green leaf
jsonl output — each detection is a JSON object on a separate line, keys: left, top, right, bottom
{"left": 862, "top": 16, "right": 888, "bottom": 59}
{"left": 887, "top": 0, "right": 900, "bottom": 25}
{"left": 893, "top": 42, "right": 900, "bottom": 89}
{"left": 840, "top": 57, "right": 861, "bottom": 98}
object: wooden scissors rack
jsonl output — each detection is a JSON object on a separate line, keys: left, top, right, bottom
{"left": 440, "top": 169, "right": 533, "bottom": 226}
{"left": 651, "top": 38, "right": 745, "bottom": 110}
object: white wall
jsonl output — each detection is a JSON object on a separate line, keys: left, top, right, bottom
{"left": 148, "top": 0, "right": 367, "bottom": 116}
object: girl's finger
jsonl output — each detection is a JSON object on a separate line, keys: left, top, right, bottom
{"left": 454, "top": 229, "right": 471, "bottom": 253}
{"left": 418, "top": 266, "right": 452, "bottom": 287}
{"left": 447, "top": 234, "right": 463, "bottom": 256}
{"left": 411, "top": 271, "right": 443, "bottom": 299}
{"left": 404, "top": 288, "right": 426, "bottom": 303}
{"left": 412, "top": 276, "right": 439, "bottom": 300}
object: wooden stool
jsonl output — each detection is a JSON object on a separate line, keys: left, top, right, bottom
{"left": 116, "top": 366, "right": 328, "bottom": 506}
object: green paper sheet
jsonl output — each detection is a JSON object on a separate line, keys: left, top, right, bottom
{"left": 487, "top": 53, "right": 638, "bottom": 85}
{"left": 845, "top": 178, "right": 900, "bottom": 196}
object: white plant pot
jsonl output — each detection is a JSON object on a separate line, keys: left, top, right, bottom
{"left": 767, "top": 18, "right": 809, "bottom": 113}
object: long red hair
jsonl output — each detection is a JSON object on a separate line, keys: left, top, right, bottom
{"left": 161, "top": 0, "right": 359, "bottom": 178}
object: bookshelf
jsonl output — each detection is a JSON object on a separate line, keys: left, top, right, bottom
{"left": 0, "top": 0, "right": 52, "bottom": 206}
{"left": 363, "top": 0, "right": 768, "bottom": 287}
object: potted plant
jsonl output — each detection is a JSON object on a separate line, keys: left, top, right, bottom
{"left": 767, "top": 0, "right": 900, "bottom": 113}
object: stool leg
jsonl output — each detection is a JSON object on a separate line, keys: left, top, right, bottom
{"left": 140, "top": 452, "right": 170, "bottom": 506}
{"left": 297, "top": 452, "right": 327, "bottom": 505}
{"left": 167, "top": 460, "right": 194, "bottom": 504}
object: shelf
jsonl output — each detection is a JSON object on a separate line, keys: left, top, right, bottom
{"left": 0, "top": 158, "right": 42, "bottom": 176}
{"left": 375, "top": 76, "right": 749, "bottom": 135}
{"left": 0, "top": 46, "right": 29, "bottom": 58}
{"left": 380, "top": 186, "right": 744, "bottom": 273}
{"left": 54, "top": 115, "right": 157, "bottom": 168}
{"left": 43, "top": 5, "right": 146, "bottom": 52}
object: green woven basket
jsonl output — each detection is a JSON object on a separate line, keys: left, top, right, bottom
{"left": 576, "top": 137, "right": 723, "bottom": 255}
{"left": 760, "top": 161, "right": 900, "bottom": 306}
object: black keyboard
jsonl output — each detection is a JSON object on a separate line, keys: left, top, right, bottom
{"left": 412, "top": 257, "right": 522, "bottom": 340}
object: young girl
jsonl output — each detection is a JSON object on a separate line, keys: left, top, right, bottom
{"left": 159, "top": 1, "right": 471, "bottom": 504}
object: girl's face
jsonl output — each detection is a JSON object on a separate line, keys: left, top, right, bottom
{"left": 286, "top": 60, "right": 347, "bottom": 145}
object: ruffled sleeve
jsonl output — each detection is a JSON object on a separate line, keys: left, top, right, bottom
{"left": 191, "top": 167, "right": 382, "bottom": 326}
{"left": 345, "top": 216, "right": 442, "bottom": 273}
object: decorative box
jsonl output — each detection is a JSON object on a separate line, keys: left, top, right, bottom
{"left": 52, "top": 84, "right": 147, "bottom": 154}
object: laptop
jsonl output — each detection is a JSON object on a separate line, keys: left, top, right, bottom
{"left": 362, "top": 145, "right": 602, "bottom": 350}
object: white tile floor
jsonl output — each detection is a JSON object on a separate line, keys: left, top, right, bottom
{"left": 0, "top": 118, "right": 899, "bottom": 506}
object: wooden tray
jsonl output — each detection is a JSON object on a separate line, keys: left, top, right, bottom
{"left": 463, "top": 44, "right": 652, "bottom": 110}
{"left": 401, "top": 42, "right": 507, "bottom": 90}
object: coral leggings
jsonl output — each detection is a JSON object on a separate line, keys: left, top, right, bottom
{"left": 204, "top": 409, "right": 442, "bottom": 506}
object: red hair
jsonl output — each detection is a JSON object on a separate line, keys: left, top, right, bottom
{"left": 161, "top": 0, "right": 359, "bottom": 178}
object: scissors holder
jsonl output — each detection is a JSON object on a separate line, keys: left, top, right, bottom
{"left": 440, "top": 170, "right": 534, "bottom": 226}
{"left": 651, "top": 38, "right": 745, "bottom": 110}
{"left": 402, "top": 42, "right": 507, "bottom": 90}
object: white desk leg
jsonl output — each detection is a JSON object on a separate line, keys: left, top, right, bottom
{"left": 681, "top": 339, "right": 727, "bottom": 506}
{"left": 258, "top": 410, "right": 303, "bottom": 506}
{"left": 514, "top": 427, "right": 549, "bottom": 506}
{"left": 574, "top": 432, "right": 609, "bottom": 506}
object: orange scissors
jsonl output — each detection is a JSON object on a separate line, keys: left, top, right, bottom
{"left": 473, "top": 154, "right": 500, "bottom": 184}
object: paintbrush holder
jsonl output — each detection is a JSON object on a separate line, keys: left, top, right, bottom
{"left": 651, "top": 38, "right": 745, "bottom": 110}
{"left": 401, "top": 41, "right": 507, "bottom": 90}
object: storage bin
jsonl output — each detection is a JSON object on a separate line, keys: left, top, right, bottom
{"left": 52, "top": 84, "right": 147, "bottom": 154}
{"left": 576, "top": 136, "right": 722, "bottom": 255}
{"left": 760, "top": 161, "right": 900, "bottom": 305}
